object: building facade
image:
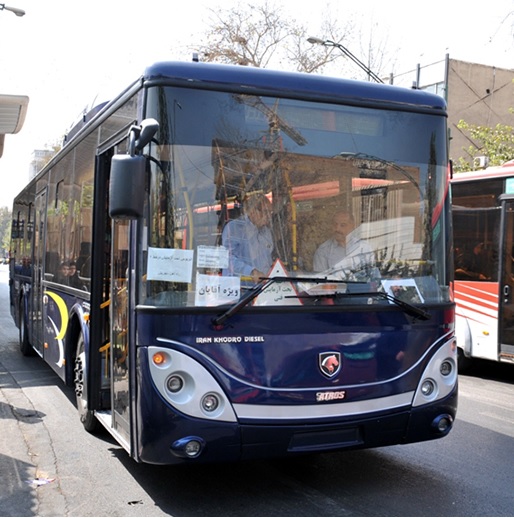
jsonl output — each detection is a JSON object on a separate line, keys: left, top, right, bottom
{"left": 418, "top": 57, "right": 514, "bottom": 166}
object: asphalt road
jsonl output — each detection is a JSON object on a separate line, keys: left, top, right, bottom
{"left": 1, "top": 263, "right": 513, "bottom": 516}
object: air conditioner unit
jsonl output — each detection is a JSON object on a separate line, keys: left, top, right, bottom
{"left": 474, "top": 156, "right": 489, "bottom": 169}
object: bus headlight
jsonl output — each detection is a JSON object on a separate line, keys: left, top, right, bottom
{"left": 421, "top": 379, "right": 436, "bottom": 397}
{"left": 201, "top": 393, "right": 220, "bottom": 413}
{"left": 413, "top": 338, "right": 457, "bottom": 407}
{"left": 148, "top": 346, "right": 237, "bottom": 422}
{"left": 440, "top": 360, "right": 453, "bottom": 376}
{"left": 166, "top": 374, "right": 184, "bottom": 393}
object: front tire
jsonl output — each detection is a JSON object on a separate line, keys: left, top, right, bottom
{"left": 457, "top": 347, "right": 473, "bottom": 373}
{"left": 19, "top": 302, "right": 34, "bottom": 356}
{"left": 74, "top": 332, "right": 100, "bottom": 433}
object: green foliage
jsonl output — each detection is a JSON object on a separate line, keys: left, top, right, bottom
{"left": 454, "top": 119, "right": 514, "bottom": 172}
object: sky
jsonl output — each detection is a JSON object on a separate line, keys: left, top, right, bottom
{"left": 1, "top": 0, "right": 514, "bottom": 209}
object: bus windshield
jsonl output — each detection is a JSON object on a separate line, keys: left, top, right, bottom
{"left": 141, "top": 86, "right": 449, "bottom": 308}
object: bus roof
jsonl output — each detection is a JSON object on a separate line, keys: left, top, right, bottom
{"left": 142, "top": 61, "right": 448, "bottom": 114}
{"left": 18, "top": 60, "right": 449, "bottom": 195}
{"left": 451, "top": 160, "right": 514, "bottom": 183}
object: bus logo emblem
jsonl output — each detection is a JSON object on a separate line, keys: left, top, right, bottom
{"left": 319, "top": 352, "right": 341, "bottom": 378}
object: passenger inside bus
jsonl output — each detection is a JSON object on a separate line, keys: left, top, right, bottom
{"left": 455, "top": 242, "right": 490, "bottom": 280}
{"left": 55, "top": 261, "right": 70, "bottom": 285}
{"left": 67, "top": 261, "right": 83, "bottom": 289}
{"left": 221, "top": 193, "right": 275, "bottom": 283}
{"left": 313, "top": 209, "right": 376, "bottom": 275}
{"left": 16, "top": 256, "right": 32, "bottom": 276}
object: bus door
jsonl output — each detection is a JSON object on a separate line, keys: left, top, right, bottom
{"left": 110, "top": 219, "right": 131, "bottom": 446}
{"left": 498, "top": 195, "right": 514, "bottom": 360}
{"left": 88, "top": 146, "right": 133, "bottom": 451}
{"left": 30, "top": 189, "right": 47, "bottom": 355}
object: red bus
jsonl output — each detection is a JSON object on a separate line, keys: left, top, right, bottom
{"left": 452, "top": 160, "right": 514, "bottom": 369}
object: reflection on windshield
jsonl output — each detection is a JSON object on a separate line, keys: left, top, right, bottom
{"left": 141, "top": 89, "right": 448, "bottom": 308}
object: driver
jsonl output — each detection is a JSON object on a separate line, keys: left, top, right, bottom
{"left": 313, "top": 210, "right": 375, "bottom": 274}
{"left": 222, "top": 193, "right": 274, "bottom": 282}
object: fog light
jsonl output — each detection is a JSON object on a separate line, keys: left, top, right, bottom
{"left": 166, "top": 374, "right": 184, "bottom": 393}
{"left": 440, "top": 360, "right": 453, "bottom": 376}
{"left": 184, "top": 440, "right": 202, "bottom": 457}
{"left": 432, "top": 414, "right": 453, "bottom": 434}
{"left": 421, "top": 379, "right": 435, "bottom": 396}
{"left": 201, "top": 393, "right": 219, "bottom": 412}
{"left": 170, "top": 436, "right": 205, "bottom": 459}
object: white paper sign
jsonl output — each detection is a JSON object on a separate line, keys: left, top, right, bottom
{"left": 147, "top": 247, "right": 194, "bottom": 283}
{"left": 195, "top": 273, "right": 241, "bottom": 306}
{"left": 254, "top": 259, "right": 302, "bottom": 306}
{"left": 381, "top": 278, "right": 424, "bottom": 303}
{"left": 196, "top": 245, "right": 229, "bottom": 269}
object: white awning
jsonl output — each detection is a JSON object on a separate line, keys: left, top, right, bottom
{"left": 0, "top": 94, "right": 29, "bottom": 158}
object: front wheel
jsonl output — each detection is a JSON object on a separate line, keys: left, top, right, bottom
{"left": 74, "top": 332, "right": 100, "bottom": 433}
{"left": 457, "top": 347, "right": 473, "bottom": 373}
{"left": 19, "top": 302, "right": 34, "bottom": 356}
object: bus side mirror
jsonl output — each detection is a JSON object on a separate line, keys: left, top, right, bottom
{"left": 109, "top": 118, "right": 159, "bottom": 219}
{"left": 109, "top": 154, "right": 146, "bottom": 219}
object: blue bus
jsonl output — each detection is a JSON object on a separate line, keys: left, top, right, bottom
{"left": 10, "top": 60, "right": 457, "bottom": 465}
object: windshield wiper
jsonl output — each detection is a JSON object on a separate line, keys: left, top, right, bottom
{"left": 297, "top": 290, "right": 430, "bottom": 320}
{"left": 379, "top": 292, "right": 430, "bottom": 320}
{"left": 212, "top": 276, "right": 430, "bottom": 327}
{"left": 211, "top": 275, "right": 346, "bottom": 327}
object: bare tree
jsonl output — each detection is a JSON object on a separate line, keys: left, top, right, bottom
{"left": 285, "top": 15, "right": 356, "bottom": 74}
{"left": 199, "top": 2, "right": 288, "bottom": 67}
{"left": 195, "top": 1, "right": 356, "bottom": 75}
{"left": 355, "top": 16, "right": 396, "bottom": 83}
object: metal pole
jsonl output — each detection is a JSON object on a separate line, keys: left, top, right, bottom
{"left": 0, "top": 3, "right": 25, "bottom": 16}
{"left": 307, "top": 37, "right": 384, "bottom": 83}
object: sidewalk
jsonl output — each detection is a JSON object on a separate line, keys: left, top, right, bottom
{"left": 0, "top": 264, "right": 67, "bottom": 516}
{"left": 0, "top": 365, "right": 40, "bottom": 516}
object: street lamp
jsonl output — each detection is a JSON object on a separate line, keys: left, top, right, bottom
{"left": 0, "top": 3, "right": 25, "bottom": 16}
{"left": 307, "top": 37, "right": 383, "bottom": 83}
